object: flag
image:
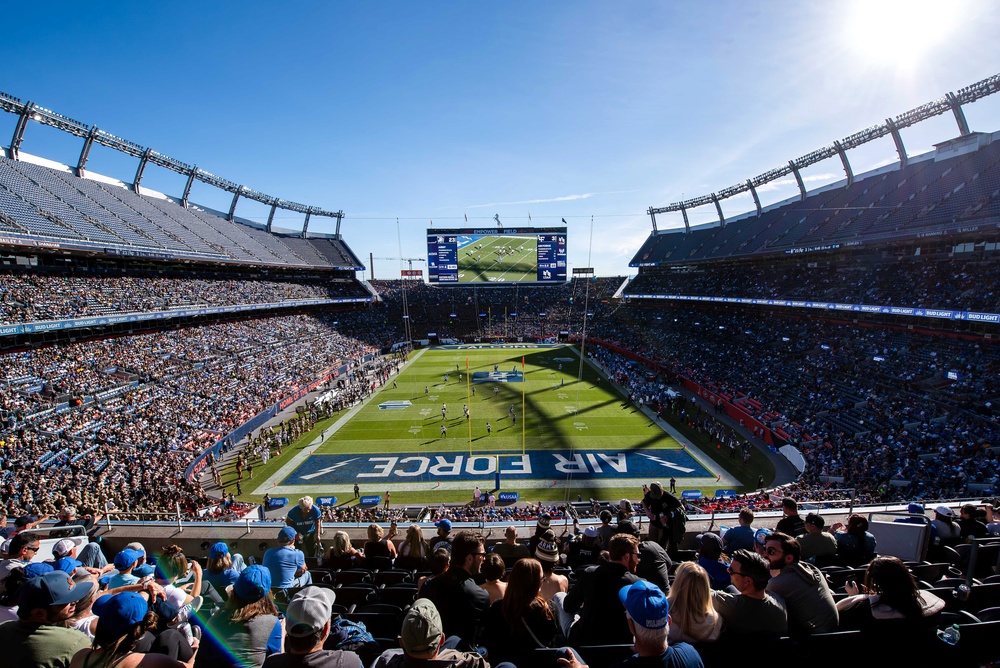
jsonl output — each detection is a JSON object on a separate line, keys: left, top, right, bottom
{"left": 464, "top": 213, "right": 468, "bottom": 223}
{"left": 528, "top": 212, "right": 532, "bottom": 221}
{"left": 521, "top": 356, "right": 525, "bottom": 369}
{"left": 561, "top": 217, "right": 568, "bottom": 225}
{"left": 430, "top": 219, "right": 433, "bottom": 227}
{"left": 466, "top": 358, "right": 469, "bottom": 370}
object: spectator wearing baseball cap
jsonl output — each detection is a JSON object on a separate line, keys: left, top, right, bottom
{"left": 615, "top": 580, "right": 703, "bottom": 668}
{"left": 108, "top": 549, "right": 143, "bottom": 590}
{"left": 642, "top": 482, "right": 681, "bottom": 552}
{"left": 51, "top": 536, "right": 108, "bottom": 574}
{"left": 204, "top": 542, "right": 247, "bottom": 595}
{"left": 797, "top": 513, "right": 838, "bottom": 563}
{"left": 564, "top": 526, "right": 601, "bottom": 569}
{"left": 428, "top": 518, "right": 453, "bottom": 554}
{"left": 262, "top": 586, "right": 362, "bottom": 668}
{"left": 53, "top": 507, "right": 108, "bottom": 571}
{"left": 263, "top": 527, "right": 312, "bottom": 590}
{"left": 371, "top": 599, "right": 486, "bottom": 668}
{"left": 69, "top": 591, "right": 174, "bottom": 668}
{"left": 0, "top": 571, "right": 94, "bottom": 667}
{"left": 125, "top": 542, "right": 155, "bottom": 580}
{"left": 202, "top": 565, "right": 281, "bottom": 668}
{"left": 695, "top": 532, "right": 730, "bottom": 590}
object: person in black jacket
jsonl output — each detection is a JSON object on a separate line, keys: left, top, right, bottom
{"left": 418, "top": 531, "right": 490, "bottom": 652}
{"left": 555, "top": 533, "right": 641, "bottom": 646}
{"left": 775, "top": 497, "right": 805, "bottom": 538}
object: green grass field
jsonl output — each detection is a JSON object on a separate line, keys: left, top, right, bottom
{"left": 233, "top": 345, "right": 775, "bottom": 507}
{"left": 456, "top": 235, "right": 538, "bottom": 283}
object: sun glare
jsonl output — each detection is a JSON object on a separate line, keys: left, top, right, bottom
{"left": 847, "top": 0, "right": 961, "bottom": 70}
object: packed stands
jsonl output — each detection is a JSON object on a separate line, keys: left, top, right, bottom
{"left": 631, "top": 132, "right": 1000, "bottom": 266}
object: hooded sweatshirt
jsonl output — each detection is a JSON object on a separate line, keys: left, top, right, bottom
{"left": 766, "top": 560, "right": 839, "bottom": 635}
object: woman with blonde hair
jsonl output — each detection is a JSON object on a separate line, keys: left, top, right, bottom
{"left": 203, "top": 542, "right": 246, "bottom": 594}
{"left": 396, "top": 523, "right": 430, "bottom": 569}
{"left": 666, "top": 561, "right": 722, "bottom": 643}
{"left": 364, "top": 523, "right": 398, "bottom": 560}
{"left": 327, "top": 530, "right": 364, "bottom": 569}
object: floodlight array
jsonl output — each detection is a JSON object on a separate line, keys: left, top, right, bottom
{"left": 649, "top": 72, "right": 1000, "bottom": 219}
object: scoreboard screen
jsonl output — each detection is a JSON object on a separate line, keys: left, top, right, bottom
{"left": 427, "top": 227, "right": 567, "bottom": 284}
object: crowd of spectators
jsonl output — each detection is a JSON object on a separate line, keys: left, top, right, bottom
{"left": 0, "top": 267, "right": 368, "bottom": 324}
{"left": 587, "top": 305, "right": 1000, "bottom": 503}
{"left": 625, "top": 256, "right": 999, "bottom": 314}
{"left": 1, "top": 254, "right": 998, "bottom": 524}
{"left": 0, "top": 313, "right": 379, "bottom": 520}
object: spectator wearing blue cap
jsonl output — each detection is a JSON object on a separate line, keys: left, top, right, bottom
{"left": 204, "top": 542, "right": 247, "bottom": 594}
{"left": 69, "top": 591, "right": 194, "bottom": 668}
{"left": 108, "top": 548, "right": 143, "bottom": 589}
{"left": 125, "top": 542, "right": 156, "bottom": 581}
{"left": 201, "top": 565, "right": 282, "bottom": 668}
{"left": 429, "top": 518, "right": 453, "bottom": 553}
{"left": 263, "top": 527, "right": 312, "bottom": 590}
{"left": 611, "top": 580, "right": 703, "bottom": 668}
{"left": 0, "top": 571, "right": 95, "bottom": 667}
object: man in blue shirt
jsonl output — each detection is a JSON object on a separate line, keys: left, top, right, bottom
{"left": 263, "top": 526, "right": 312, "bottom": 589}
{"left": 722, "top": 508, "right": 756, "bottom": 555}
{"left": 286, "top": 496, "right": 322, "bottom": 558}
{"left": 610, "top": 580, "right": 703, "bottom": 668}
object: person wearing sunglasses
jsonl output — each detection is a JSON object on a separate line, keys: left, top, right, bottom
{"left": 763, "top": 533, "right": 838, "bottom": 635}
{"left": 711, "top": 549, "right": 788, "bottom": 637}
{"left": 0, "top": 533, "right": 40, "bottom": 590}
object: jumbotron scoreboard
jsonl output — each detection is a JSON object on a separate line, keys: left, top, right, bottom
{"left": 427, "top": 227, "right": 567, "bottom": 284}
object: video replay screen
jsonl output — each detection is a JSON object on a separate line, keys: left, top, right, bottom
{"left": 427, "top": 227, "right": 567, "bottom": 284}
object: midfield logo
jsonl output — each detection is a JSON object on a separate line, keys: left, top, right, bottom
{"left": 290, "top": 449, "right": 707, "bottom": 484}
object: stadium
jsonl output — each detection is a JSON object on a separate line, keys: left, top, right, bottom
{"left": 2, "top": 5, "right": 1000, "bottom": 667}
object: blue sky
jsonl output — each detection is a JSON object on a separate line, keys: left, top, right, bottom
{"left": 3, "top": 1, "right": 1000, "bottom": 277}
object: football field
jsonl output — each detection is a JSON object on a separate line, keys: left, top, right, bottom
{"left": 456, "top": 235, "right": 538, "bottom": 283}
{"left": 249, "top": 345, "right": 739, "bottom": 506}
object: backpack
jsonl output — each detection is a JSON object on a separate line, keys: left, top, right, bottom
{"left": 327, "top": 617, "right": 380, "bottom": 662}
